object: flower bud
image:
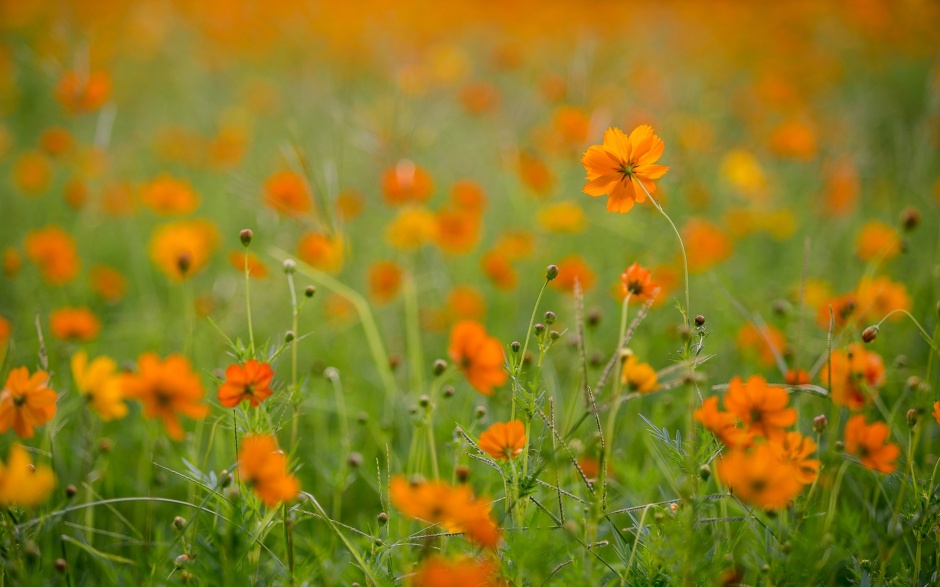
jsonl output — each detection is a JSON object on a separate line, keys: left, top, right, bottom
{"left": 282, "top": 259, "right": 296, "bottom": 274}
{"left": 475, "top": 405, "right": 486, "bottom": 419}
{"left": 900, "top": 207, "right": 920, "bottom": 231}
{"left": 304, "top": 285, "right": 316, "bottom": 298}
{"left": 907, "top": 409, "right": 919, "bottom": 427}
{"left": 347, "top": 452, "right": 363, "bottom": 468}
{"left": 65, "top": 484, "right": 77, "bottom": 499}
{"left": 861, "top": 326, "right": 878, "bottom": 343}
{"left": 544, "top": 311, "right": 556, "bottom": 325}
{"left": 443, "top": 385, "right": 455, "bottom": 398}
{"left": 432, "top": 359, "right": 447, "bottom": 376}
{"left": 239, "top": 229, "right": 253, "bottom": 247}
{"left": 511, "top": 341, "right": 521, "bottom": 353}
{"left": 534, "top": 323, "right": 546, "bottom": 336}
{"left": 694, "top": 314, "right": 705, "bottom": 327}
{"left": 418, "top": 394, "right": 430, "bottom": 408}
{"left": 455, "top": 465, "right": 470, "bottom": 483}
{"left": 173, "top": 516, "right": 187, "bottom": 531}
{"left": 377, "top": 512, "right": 388, "bottom": 525}
{"left": 813, "top": 415, "right": 828, "bottom": 433}
{"left": 55, "top": 559, "right": 68, "bottom": 573}
{"left": 587, "top": 309, "right": 601, "bottom": 328}
{"left": 699, "top": 465, "right": 711, "bottom": 481}
{"left": 285, "top": 330, "right": 295, "bottom": 343}
{"left": 546, "top": 264, "right": 559, "bottom": 281}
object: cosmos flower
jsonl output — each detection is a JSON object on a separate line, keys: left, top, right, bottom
{"left": 218, "top": 360, "right": 275, "bottom": 408}
{"left": 0, "top": 367, "right": 57, "bottom": 439}
{"left": 477, "top": 420, "right": 526, "bottom": 460}
{"left": 581, "top": 125, "right": 669, "bottom": 214}
{"left": 448, "top": 321, "right": 507, "bottom": 396}
{"left": 238, "top": 434, "right": 300, "bottom": 507}
{"left": 121, "top": 353, "right": 208, "bottom": 441}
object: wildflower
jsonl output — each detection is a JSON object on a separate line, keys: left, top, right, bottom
{"left": 148, "top": 220, "right": 220, "bottom": 281}
{"left": 822, "top": 343, "right": 885, "bottom": 410}
{"left": 0, "top": 367, "right": 57, "bottom": 438}
{"left": 140, "top": 175, "right": 201, "bottom": 216}
{"left": 768, "top": 432, "right": 819, "bottom": 485}
{"left": 815, "top": 293, "right": 858, "bottom": 331}
{"left": 101, "top": 181, "right": 137, "bottom": 216}
{"left": 71, "top": 352, "right": 127, "bottom": 420}
{"left": 549, "top": 255, "right": 596, "bottom": 294}
{"left": 785, "top": 369, "right": 810, "bottom": 386}
{"left": 13, "top": 151, "right": 52, "bottom": 195}
{"left": 694, "top": 396, "right": 753, "bottom": 448}
{"left": 477, "top": 420, "right": 526, "bottom": 460}
{"left": 822, "top": 159, "right": 859, "bottom": 216}
{"left": 620, "top": 354, "right": 659, "bottom": 394}
{"left": 448, "top": 321, "right": 507, "bottom": 396}
{"left": 297, "top": 231, "right": 345, "bottom": 273}
{"left": 228, "top": 251, "right": 269, "bottom": 278}
{"left": 736, "top": 323, "right": 786, "bottom": 368}
{"left": 856, "top": 221, "right": 902, "bottom": 262}
{"left": 411, "top": 557, "right": 504, "bottom": 587}
{"left": 446, "top": 286, "right": 485, "bottom": 322}
{"left": 89, "top": 265, "right": 127, "bottom": 302}
{"left": 855, "top": 276, "right": 910, "bottom": 323}
{"left": 50, "top": 307, "right": 101, "bottom": 341}
{"left": 480, "top": 251, "right": 518, "bottom": 291}
{"left": 40, "top": 126, "right": 74, "bottom": 157}
{"left": 716, "top": 443, "right": 803, "bottom": 510}
{"left": 720, "top": 149, "right": 767, "bottom": 199}
{"left": 390, "top": 476, "right": 500, "bottom": 548}
{"left": 449, "top": 180, "right": 487, "bottom": 214}
{"left": 538, "top": 201, "right": 586, "bottom": 233}
{"left": 581, "top": 125, "right": 669, "bottom": 214}
{"left": 768, "top": 120, "right": 818, "bottom": 160}
{"left": 843, "top": 415, "right": 899, "bottom": 474}
{"left": 620, "top": 262, "right": 657, "bottom": 301}
{"left": 218, "top": 360, "right": 275, "bottom": 408}
{"left": 263, "top": 170, "right": 313, "bottom": 216}
{"left": 121, "top": 353, "right": 208, "bottom": 441}
{"left": 368, "top": 260, "right": 403, "bottom": 304}
{"left": 335, "top": 189, "right": 365, "bottom": 221}
{"left": 682, "top": 220, "right": 732, "bottom": 273}
{"left": 55, "top": 70, "right": 111, "bottom": 113}
{"left": 552, "top": 105, "right": 591, "bottom": 148}
{"left": 933, "top": 402, "right": 940, "bottom": 426}
{"left": 0, "top": 445, "right": 55, "bottom": 508}
{"left": 382, "top": 160, "right": 434, "bottom": 205}
{"left": 3, "top": 248, "right": 21, "bottom": 278}
{"left": 435, "top": 209, "right": 482, "bottom": 254}
{"left": 493, "top": 230, "right": 535, "bottom": 260}
{"left": 0, "top": 316, "right": 10, "bottom": 350}
{"left": 723, "top": 376, "right": 796, "bottom": 440}
{"left": 64, "top": 178, "right": 89, "bottom": 209}
{"left": 385, "top": 207, "right": 438, "bottom": 251}
{"left": 25, "top": 225, "right": 81, "bottom": 285}
{"left": 516, "top": 151, "right": 554, "bottom": 197}
{"left": 238, "top": 434, "right": 300, "bottom": 507}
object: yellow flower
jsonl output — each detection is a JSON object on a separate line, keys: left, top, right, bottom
{"left": 0, "top": 444, "right": 55, "bottom": 508}
{"left": 619, "top": 354, "right": 659, "bottom": 394}
{"left": 71, "top": 351, "right": 128, "bottom": 421}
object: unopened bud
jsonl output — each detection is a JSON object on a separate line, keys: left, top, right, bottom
{"left": 511, "top": 341, "right": 521, "bottom": 353}
{"left": 99, "top": 438, "right": 112, "bottom": 453}
{"left": 546, "top": 265, "right": 559, "bottom": 281}
{"left": 173, "top": 516, "right": 187, "bottom": 531}
{"left": 65, "top": 484, "right": 77, "bottom": 498}
{"left": 418, "top": 394, "right": 430, "bottom": 408}
{"left": 455, "top": 465, "right": 470, "bottom": 483}
{"left": 549, "top": 330, "right": 560, "bottom": 341}
{"left": 654, "top": 512, "right": 664, "bottom": 523}
{"left": 475, "top": 405, "right": 486, "bottom": 419}
{"left": 239, "top": 229, "right": 253, "bottom": 247}
{"left": 304, "top": 285, "right": 316, "bottom": 298}
{"left": 357, "top": 411, "right": 369, "bottom": 424}
{"left": 694, "top": 314, "right": 705, "bottom": 327}
{"left": 587, "top": 309, "right": 601, "bottom": 328}
{"left": 900, "top": 207, "right": 920, "bottom": 231}
{"left": 699, "top": 465, "right": 711, "bottom": 481}
{"left": 174, "top": 554, "right": 190, "bottom": 569}
{"left": 443, "top": 385, "right": 455, "bottom": 398}
{"left": 544, "top": 311, "right": 556, "bottom": 325}
{"left": 377, "top": 512, "right": 388, "bottom": 525}
{"left": 861, "top": 326, "right": 878, "bottom": 343}
{"left": 534, "top": 323, "right": 545, "bottom": 336}
{"left": 285, "top": 330, "right": 295, "bottom": 343}
{"left": 432, "top": 359, "right": 447, "bottom": 376}
{"left": 55, "top": 559, "right": 67, "bottom": 573}
{"left": 282, "top": 259, "right": 296, "bottom": 274}
{"left": 813, "top": 415, "right": 828, "bottom": 434}
{"left": 347, "top": 452, "right": 363, "bottom": 468}
{"left": 834, "top": 440, "right": 844, "bottom": 451}
{"left": 907, "top": 409, "right": 919, "bottom": 427}
{"left": 388, "top": 355, "right": 401, "bottom": 371}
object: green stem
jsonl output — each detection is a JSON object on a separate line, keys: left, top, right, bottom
{"left": 512, "top": 278, "right": 550, "bottom": 421}
{"left": 403, "top": 266, "right": 425, "bottom": 397}
{"left": 871, "top": 309, "right": 939, "bottom": 355}
{"left": 244, "top": 249, "right": 255, "bottom": 355}
{"left": 636, "top": 182, "right": 690, "bottom": 327}
{"left": 600, "top": 293, "right": 631, "bottom": 507}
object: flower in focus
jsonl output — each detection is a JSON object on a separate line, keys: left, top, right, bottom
{"left": 25, "top": 225, "right": 81, "bottom": 285}
{"left": 148, "top": 220, "right": 220, "bottom": 281}
{"left": 620, "top": 262, "right": 658, "bottom": 301}
{"left": 71, "top": 351, "right": 127, "bottom": 420}
{"left": 55, "top": 69, "right": 112, "bottom": 113}
{"left": 228, "top": 251, "right": 269, "bottom": 278}
{"left": 581, "top": 125, "right": 669, "bottom": 214}
{"left": 448, "top": 321, "right": 507, "bottom": 396}
{"left": 0, "top": 367, "right": 57, "bottom": 438}
{"left": 121, "top": 353, "right": 208, "bottom": 441}
{"left": 723, "top": 376, "right": 796, "bottom": 440}
{"left": 218, "top": 360, "right": 275, "bottom": 408}
{"left": 50, "top": 306, "right": 101, "bottom": 341}
{"left": 843, "top": 415, "right": 899, "bottom": 474}
{"left": 716, "top": 443, "right": 804, "bottom": 510}
{"left": 382, "top": 160, "right": 434, "bottom": 205}
{"left": 0, "top": 444, "right": 55, "bottom": 508}
{"left": 411, "top": 557, "right": 504, "bottom": 587}
{"left": 821, "top": 343, "right": 885, "bottom": 410}
{"left": 238, "top": 434, "right": 300, "bottom": 507}
{"left": 477, "top": 420, "right": 526, "bottom": 460}
{"left": 140, "top": 174, "right": 201, "bottom": 216}
{"left": 619, "top": 354, "right": 659, "bottom": 394}
{"left": 855, "top": 221, "right": 902, "bottom": 262}
{"left": 263, "top": 170, "right": 313, "bottom": 216}
{"left": 390, "top": 476, "right": 501, "bottom": 548}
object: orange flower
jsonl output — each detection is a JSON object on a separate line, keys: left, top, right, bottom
{"left": 768, "top": 120, "right": 817, "bottom": 160}
{"left": 620, "top": 354, "right": 659, "bottom": 394}
{"left": 0, "top": 367, "right": 57, "bottom": 438}
{"left": 552, "top": 105, "right": 590, "bottom": 148}
{"left": 446, "top": 286, "right": 485, "bottom": 322}
{"left": 50, "top": 306, "right": 101, "bottom": 341}
{"left": 89, "top": 265, "right": 127, "bottom": 302}
{"left": 297, "top": 231, "right": 345, "bottom": 273}
{"left": 843, "top": 415, "right": 899, "bottom": 474}
{"left": 720, "top": 149, "right": 767, "bottom": 200}
{"left": 723, "top": 376, "right": 796, "bottom": 440}
{"left": 40, "top": 126, "right": 74, "bottom": 157}
{"left": 549, "top": 255, "right": 595, "bottom": 294}
{"left": 480, "top": 251, "right": 517, "bottom": 291}
{"left": 55, "top": 70, "right": 112, "bottom": 113}
{"left": 263, "top": 170, "right": 313, "bottom": 216}
{"left": 716, "top": 443, "right": 804, "bottom": 510}
{"left": 821, "top": 343, "right": 885, "bottom": 410}
{"left": 390, "top": 476, "right": 501, "bottom": 548}
{"left": 140, "top": 174, "right": 201, "bottom": 216}
{"left": 218, "top": 360, "right": 275, "bottom": 408}
{"left": 581, "top": 125, "right": 669, "bottom": 214}
{"left": 694, "top": 396, "right": 753, "bottom": 449}
{"left": 933, "top": 402, "right": 940, "bottom": 426}
{"left": 493, "top": 230, "right": 534, "bottom": 260}
{"left": 459, "top": 82, "right": 500, "bottom": 115}
{"left": 815, "top": 293, "right": 858, "bottom": 331}
{"left": 335, "top": 189, "right": 365, "bottom": 221}
{"left": 149, "top": 220, "right": 220, "bottom": 281}
{"left": 368, "top": 260, "right": 403, "bottom": 304}
{"left": 478, "top": 420, "right": 526, "bottom": 460}
{"left": 3, "top": 247, "right": 22, "bottom": 278}
{"left": 449, "top": 180, "right": 486, "bottom": 214}
{"left": 71, "top": 351, "right": 128, "bottom": 421}
{"left": 768, "top": 431, "right": 819, "bottom": 485}
{"left": 435, "top": 208, "right": 482, "bottom": 254}
{"left": 822, "top": 159, "right": 859, "bottom": 217}
{"left": 64, "top": 177, "right": 90, "bottom": 209}
{"left": 620, "top": 262, "right": 657, "bottom": 301}
{"left": 0, "top": 316, "right": 10, "bottom": 349}
{"left": 121, "top": 353, "right": 208, "bottom": 441}
{"left": 516, "top": 151, "right": 554, "bottom": 197}
{"left": 25, "top": 225, "right": 80, "bottom": 285}
{"left": 538, "top": 201, "right": 586, "bottom": 233}
{"left": 382, "top": 160, "right": 434, "bottom": 205}
{"left": 736, "top": 323, "right": 786, "bottom": 368}
{"left": 13, "top": 151, "right": 52, "bottom": 195}
{"left": 101, "top": 181, "right": 137, "bottom": 216}
{"left": 238, "top": 434, "right": 300, "bottom": 507}
{"left": 785, "top": 369, "right": 810, "bottom": 386}
{"left": 855, "top": 276, "right": 910, "bottom": 323}
{"left": 448, "top": 321, "right": 507, "bottom": 396}
{"left": 411, "top": 557, "right": 504, "bottom": 587}
{"left": 682, "top": 220, "right": 732, "bottom": 273}
{"left": 0, "top": 444, "right": 56, "bottom": 508}
{"left": 228, "top": 251, "right": 269, "bottom": 278}
{"left": 855, "top": 221, "right": 902, "bottom": 262}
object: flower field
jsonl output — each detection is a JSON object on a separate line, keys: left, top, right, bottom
{"left": 1, "top": 1, "right": 939, "bottom": 585}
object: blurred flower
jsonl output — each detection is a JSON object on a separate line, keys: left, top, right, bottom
{"left": 723, "top": 376, "right": 796, "bottom": 440}
{"left": 768, "top": 431, "right": 819, "bottom": 485}
{"left": 385, "top": 207, "right": 437, "bottom": 251}
{"left": 2, "top": 247, "right": 21, "bottom": 278}
{"left": 435, "top": 208, "right": 482, "bottom": 254}
{"left": 480, "top": 251, "right": 517, "bottom": 291}
{"left": 13, "top": 151, "right": 52, "bottom": 195}
{"left": 335, "top": 189, "right": 365, "bottom": 221}
{"left": 855, "top": 221, "right": 902, "bottom": 262}
{"left": 448, "top": 321, "right": 507, "bottom": 396}
{"left": 297, "top": 231, "right": 345, "bottom": 273}
{"left": 228, "top": 251, "right": 269, "bottom": 278}
{"left": 814, "top": 293, "right": 857, "bottom": 331}
{"left": 121, "top": 353, "right": 208, "bottom": 441}
{"left": 537, "top": 201, "right": 586, "bottom": 233}
{"left": 549, "top": 255, "right": 595, "bottom": 294}
{"left": 769, "top": 120, "right": 817, "bottom": 160}
{"left": 450, "top": 181, "right": 486, "bottom": 215}
{"left": 390, "top": 476, "right": 500, "bottom": 548}
{"left": 0, "top": 367, "right": 56, "bottom": 438}
{"left": 0, "top": 444, "right": 55, "bottom": 508}
{"left": 619, "top": 354, "right": 659, "bottom": 394}
{"left": 694, "top": 396, "right": 753, "bottom": 449}
{"left": 682, "top": 219, "right": 732, "bottom": 273}
{"left": 238, "top": 434, "right": 299, "bottom": 507}
{"left": 720, "top": 149, "right": 767, "bottom": 200}
{"left": 478, "top": 420, "right": 526, "bottom": 460}
{"left": 50, "top": 306, "right": 101, "bottom": 341}
{"left": 552, "top": 105, "right": 590, "bottom": 149}
{"left": 71, "top": 351, "right": 127, "bottom": 420}
{"left": 447, "top": 286, "right": 485, "bottom": 322}
{"left": 382, "top": 160, "right": 434, "bottom": 205}
{"left": 821, "top": 343, "right": 884, "bottom": 410}
{"left": 822, "top": 159, "right": 859, "bottom": 217}
{"left": 493, "top": 230, "right": 534, "bottom": 260}
{"left": 581, "top": 125, "right": 669, "bottom": 214}
{"left": 516, "top": 151, "right": 554, "bottom": 197}
{"left": 717, "top": 443, "right": 803, "bottom": 510}
{"left": 140, "top": 174, "right": 201, "bottom": 216}
{"left": 218, "top": 360, "right": 275, "bottom": 408}
{"left": 736, "top": 323, "right": 786, "bottom": 368}
{"left": 855, "top": 275, "right": 910, "bottom": 323}
{"left": 263, "top": 170, "right": 313, "bottom": 216}
{"left": 39, "top": 126, "right": 73, "bottom": 157}
{"left": 368, "top": 260, "right": 403, "bottom": 304}
{"left": 459, "top": 81, "right": 500, "bottom": 115}
{"left": 148, "top": 220, "right": 220, "bottom": 281}
{"left": 89, "top": 265, "right": 127, "bottom": 302}
{"left": 64, "top": 177, "right": 90, "bottom": 209}
{"left": 411, "top": 557, "right": 504, "bottom": 587}
{"left": 843, "top": 415, "right": 899, "bottom": 474}
{"left": 55, "top": 69, "right": 112, "bottom": 113}
{"left": 25, "top": 225, "right": 80, "bottom": 285}
{"left": 933, "top": 402, "right": 940, "bottom": 426}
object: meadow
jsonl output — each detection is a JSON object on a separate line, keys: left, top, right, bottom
{"left": 1, "top": 1, "right": 939, "bottom": 585}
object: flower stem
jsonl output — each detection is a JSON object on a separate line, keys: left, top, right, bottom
{"left": 636, "top": 182, "right": 690, "bottom": 327}
{"left": 511, "top": 278, "right": 550, "bottom": 421}
{"left": 244, "top": 250, "right": 255, "bottom": 355}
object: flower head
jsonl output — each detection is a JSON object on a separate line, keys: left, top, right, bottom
{"left": 448, "top": 321, "right": 507, "bottom": 396}
{"left": 0, "top": 367, "right": 57, "bottom": 438}
{"left": 620, "top": 262, "right": 658, "bottom": 301}
{"left": 71, "top": 352, "right": 128, "bottom": 421}
{"left": 411, "top": 557, "right": 504, "bottom": 587}
{"left": 768, "top": 431, "right": 820, "bottom": 485}
{"left": 50, "top": 306, "right": 101, "bottom": 341}
{"left": 478, "top": 420, "right": 526, "bottom": 460}
{"left": 390, "top": 476, "right": 500, "bottom": 548}
{"left": 821, "top": 343, "right": 885, "bottom": 410}
{"left": 620, "top": 354, "right": 659, "bottom": 394}
{"left": 121, "top": 353, "right": 208, "bottom": 440}
{"left": 723, "top": 376, "right": 796, "bottom": 440}
{"left": 218, "top": 360, "right": 275, "bottom": 408}
{"left": 581, "top": 125, "right": 668, "bottom": 214}
{"left": 148, "top": 220, "right": 220, "bottom": 281}
{"left": 264, "top": 170, "right": 313, "bottom": 216}
{"left": 843, "top": 415, "right": 899, "bottom": 474}
{"left": 0, "top": 444, "right": 55, "bottom": 508}
{"left": 25, "top": 226, "right": 80, "bottom": 286}
{"left": 238, "top": 434, "right": 300, "bottom": 507}
{"left": 716, "top": 443, "right": 804, "bottom": 510}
